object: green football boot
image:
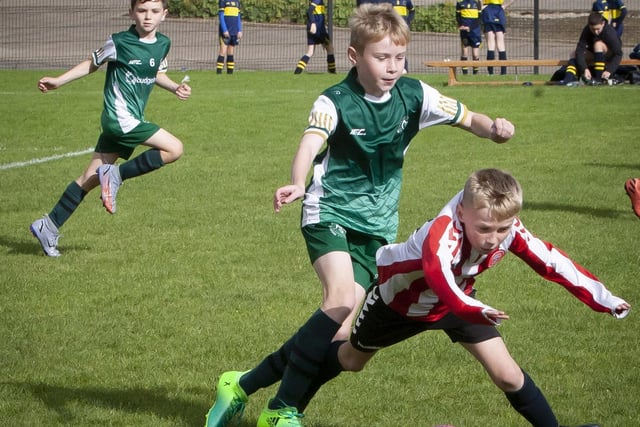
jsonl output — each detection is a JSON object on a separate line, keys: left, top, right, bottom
{"left": 256, "top": 400, "right": 304, "bottom": 427}
{"left": 204, "top": 371, "right": 248, "bottom": 427}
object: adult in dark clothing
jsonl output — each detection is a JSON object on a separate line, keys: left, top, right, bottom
{"left": 563, "top": 11, "right": 622, "bottom": 85}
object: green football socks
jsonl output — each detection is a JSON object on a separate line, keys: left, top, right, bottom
{"left": 119, "top": 149, "right": 164, "bottom": 181}
{"left": 239, "top": 335, "right": 295, "bottom": 395}
{"left": 271, "top": 309, "right": 340, "bottom": 409}
{"left": 49, "top": 181, "right": 87, "bottom": 228}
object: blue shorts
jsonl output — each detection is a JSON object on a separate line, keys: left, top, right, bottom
{"left": 460, "top": 27, "right": 482, "bottom": 48}
{"left": 481, "top": 5, "right": 506, "bottom": 33}
{"left": 220, "top": 34, "right": 240, "bottom": 46}
{"left": 307, "top": 29, "right": 331, "bottom": 46}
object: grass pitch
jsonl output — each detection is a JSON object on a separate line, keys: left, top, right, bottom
{"left": 1, "top": 70, "right": 639, "bottom": 426}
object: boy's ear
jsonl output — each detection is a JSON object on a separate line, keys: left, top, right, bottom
{"left": 347, "top": 46, "right": 358, "bottom": 65}
{"left": 456, "top": 203, "right": 464, "bottom": 222}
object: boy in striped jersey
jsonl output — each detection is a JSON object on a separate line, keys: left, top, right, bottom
{"left": 322, "top": 168, "right": 630, "bottom": 426}
{"left": 29, "top": 0, "right": 191, "bottom": 257}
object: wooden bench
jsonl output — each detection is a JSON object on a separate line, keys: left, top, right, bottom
{"left": 423, "top": 59, "right": 640, "bottom": 86}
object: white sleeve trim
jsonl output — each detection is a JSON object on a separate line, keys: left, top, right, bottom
{"left": 418, "top": 81, "right": 467, "bottom": 130}
{"left": 92, "top": 35, "right": 116, "bottom": 67}
{"left": 304, "top": 94, "right": 338, "bottom": 139}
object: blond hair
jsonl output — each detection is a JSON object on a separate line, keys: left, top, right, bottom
{"left": 349, "top": 3, "right": 410, "bottom": 53}
{"left": 462, "top": 169, "right": 523, "bottom": 221}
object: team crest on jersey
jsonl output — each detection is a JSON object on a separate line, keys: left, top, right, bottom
{"left": 329, "top": 223, "right": 347, "bottom": 237}
{"left": 396, "top": 116, "right": 409, "bottom": 134}
{"left": 488, "top": 250, "right": 505, "bottom": 267}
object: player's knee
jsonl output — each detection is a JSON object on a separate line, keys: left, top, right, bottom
{"left": 325, "top": 290, "right": 358, "bottom": 313}
{"left": 492, "top": 365, "right": 524, "bottom": 392}
{"left": 323, "top": 305, "right": 353, "bottom": 326}
{"left": 163, "top": 141, "right": 183, "bottom": 164}
{"left": 174, "top": 141, "right": 184, "bottom": 159}
{"left": 593, "top": 41, "right": 607, "bottom": 52}
{"left": 342, "top": 359, "right": 366, "bottom": 372}
{"left": 338, "top": 353, "right": 368, "bottom": 372}
{"left": 337, "top": 342, "right": 374, "bottom": 372}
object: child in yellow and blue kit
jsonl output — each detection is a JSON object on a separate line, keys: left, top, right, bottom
{"left": 481, "top": 0, "right": 514, "bottom": 74}
{"left": 216, "top": 0, "right": 242, "bottom": 74}
{"left": 456, "top": 0, "right": 482, "bottom": 75}
{"left": 294, "top": 0, "right": 336, "bottom": 74}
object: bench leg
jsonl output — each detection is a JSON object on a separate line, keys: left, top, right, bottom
{"left": 448, "top": 66, "right": 457, "bottom": 86}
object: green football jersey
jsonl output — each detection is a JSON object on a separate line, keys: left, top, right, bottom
{"left": 302, "top": 68, "right": 467, "bottom": 243}
{"left": 92, "top": 25, "right": 170, "bottom": 135}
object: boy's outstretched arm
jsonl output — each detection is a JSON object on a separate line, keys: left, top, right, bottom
{"left": 273, "top": 132, "right": 325, "bottom": 213}
{"left": 509, "top": 222, "right": 631, "bottom": 319}
{"left": 458, "top": 111, "right": 515, "bottom": 144}
{"left": 38, "top": 58, "right": 98, "bottom": 93}
{"left": 155, "top": 72, "right": 191, "bottom": 101}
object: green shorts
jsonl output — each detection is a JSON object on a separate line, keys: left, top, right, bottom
{"left": 301, "top": 223, "right": 387, "bottom": 290}
{"left": 96, "top": 120, "right": 161, "bottom": 160}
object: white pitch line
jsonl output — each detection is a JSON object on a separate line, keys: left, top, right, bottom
{"left": 0, "top": 148, "right": 94, "bottom": 171}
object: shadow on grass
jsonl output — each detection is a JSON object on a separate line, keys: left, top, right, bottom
{"left": 4, "top": 381, "right": 347, "bottom": 427}
{"left": 0, "top": 234, "right": 50, "bottom": 256}
{"left": 3, "top": 381, "right": 233, "bottom": 427}
{"left": 0, "top": 235, "right": 89, "bottom": 256}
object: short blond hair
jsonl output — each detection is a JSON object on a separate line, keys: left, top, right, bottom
{"left": 349, "top": 3, "right": 410, "bottom": 53}
{"left": 462, "top": 169, "right": 523, "bottom": 221}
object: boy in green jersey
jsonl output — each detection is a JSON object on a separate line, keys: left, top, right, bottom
{"left": 205, "top": 4, "right": 514, "bottom": 427}
{"left": 30, "top": 0, "right": 191, "bottom": 257}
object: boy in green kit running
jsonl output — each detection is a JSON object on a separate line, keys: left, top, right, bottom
{"left": 30, "top": 0, "right": 191, "bottom": 257}
{"left": 205, "top": 4, "right": 515, "bottom": 427}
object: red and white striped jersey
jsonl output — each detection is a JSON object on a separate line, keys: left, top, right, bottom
{"left": 377, "top": 191, "right": 629, "bottom": 325}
